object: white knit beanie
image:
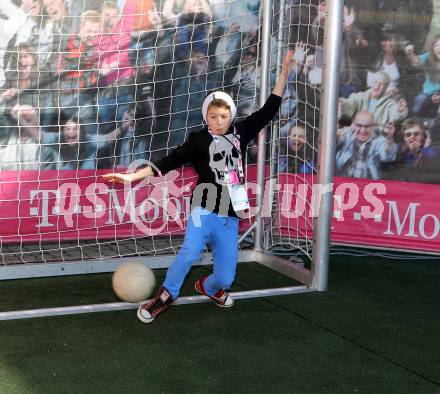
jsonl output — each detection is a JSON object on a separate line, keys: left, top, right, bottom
{"left": 202, "top": 91, "right": 237, "bottom": 122}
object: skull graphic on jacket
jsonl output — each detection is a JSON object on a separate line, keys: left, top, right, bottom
{"left": 208, "top": 135, "right": 241, "bottom": 184}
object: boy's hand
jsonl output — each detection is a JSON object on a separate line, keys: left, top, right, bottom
{"left": 280, "top": 49, "right": 295, "bottom": 77}
{"left": 102, "top": 172, "right": 132, "bottom": 184}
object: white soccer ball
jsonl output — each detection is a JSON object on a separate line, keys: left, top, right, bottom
{"left": 112, "top": 261, "right": 156, "bottom": 303}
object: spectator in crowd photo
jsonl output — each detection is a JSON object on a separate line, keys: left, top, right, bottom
{"left": 366, "top": 24, "right": 412, "bottom": 101}
{"left": 0, "top": 0, "right": 42, "bottom": 85}
{"left": 214, "top": 26, "right": 260, "bottom": 90}
{"left": 399, "top": 118, "right": 435, "bottom": 167}
{"left": 0, "top": 44, "right": 40, "bottom": 105}
{"left": 355, "top": 0, "right": 433, "bottom": 55}
{"left": 101, "top": 1, "right": 121, "bottom": 34}
{"left": 286, "top": 0, "right": 321, "bottom": 47}
{"left": 0, "top": 104, "right": 57, "bottom": 170}
{"left": 129, "top": 4, "right": 179, "bottom": 158}
{"left": 310, "top": 1, "right": 326, "bottom": 48}
{"left": 49, "top": 115, "right": 127, "bottom": 169}
{"left": 308, "top": 0, "right": 326, "bottom": 74}
{"left": 110, "top": 105, "right": 153, "bottom": 168}
{"left": 339, "top": 5, "right": 370, "bottom": 98}
{"left": 169, "top": 50, "right": 217, "bottom": 147}
{"left": 280, "top": 41, "right": 309, "bottom": 120}
{"left": 210, "top": 0, "right": 259, "bottom": 35}
{"left": 11, "top": 105, "right": 125, "bottom": 170}
{"left": 162, "top": 0, "right": 212, "bottom": 26}
{"left": 55, "top": 10, "right": 101, "bottom": 126}
{"left": 278, "top": 122, "right": 315, "bottom": 174}
{"left": 384, "top": 118, "right": 437, "bottom": 183}
{"left": 132, "top": 0, "right": 158, "bottom": 33}
{"left": 295, "top": 50, "right": 322, "bottom": 126}
{"left": 95, "top": 0, "right": 137, "bottom": 127}
{"left": 162, "top": 0, "right": 212, "bottom": 74}
{"left": 131, "top": 4, "right": 179, "bottom": 157}
{"left": 231, "top": 52, "right": 262, "bottom": 110}
{"left": 0, "top": 44, "right": 54, "bottom": 125}
{"left": 128, "top": 0, "right": 162, "bottom": 63}
{"left": 129, "top": 0, "right": 162, "bottom": 67}
{"left": 133, "top": 43, "right": 155, "bottom": 126}
{"left": 213, "top": 21, "right": 242, "bottom": 73}
{"left": 340, "top": 71, "right": 408, "bottom": 133}
{"left": 406, "top": 34, "right": 440, "bottom": 118}
{"left": 306, "top": 2, "right": 370, "bottom": 97}
{"left": 39, "top": 0, "right": 73, "bottom": 67}
{"left": 64, "top": 0, "right": 102, "bottom": 32}
{"left": 335, "top": 111, "right": 397, "bottom": 179}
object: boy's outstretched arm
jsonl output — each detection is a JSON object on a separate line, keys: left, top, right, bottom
{"left": 102, "top": 165, "right": 154, "bottom": 184}
{"left": 103, "top": 133, "right": 196, "bottom": 184}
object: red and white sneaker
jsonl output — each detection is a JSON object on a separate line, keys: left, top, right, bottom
{"left": 195, "top": 276, "right": 234, "bottom": 308}
{"left": 137, "top": 286, "right": 173, "bottom": 324}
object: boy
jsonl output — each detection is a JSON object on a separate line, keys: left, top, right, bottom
{"left": 104, "top": 50, "right": 296, "bottom": 323}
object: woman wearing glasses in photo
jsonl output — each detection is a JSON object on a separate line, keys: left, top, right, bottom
{"left": 399, "top": 118, "right": 436, "bottom": 181}
{"left": 383, "top": 118, "right": 438, "bottom": 183}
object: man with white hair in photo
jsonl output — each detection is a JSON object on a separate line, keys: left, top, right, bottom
{"left": 340, "top": 71, "right": 408, "bottom": 133}
{"left": 335, "top": 110, "right": 398, "bottom": 180}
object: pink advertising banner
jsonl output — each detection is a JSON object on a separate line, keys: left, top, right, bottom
{"left": 1, "top": 168, "right": 440, "bottom": 253}
{"left": 276, "top": 174, "right": 440, "bottom": 253}
{"left": 0, "top": 167, "right": 254, "bottom": 243}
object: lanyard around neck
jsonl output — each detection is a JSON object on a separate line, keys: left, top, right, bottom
{"left": 209, "top": 126, "right": 242, "bottom": 157}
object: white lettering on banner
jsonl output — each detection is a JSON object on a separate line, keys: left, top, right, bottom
{"left": 280, "top": 183, "right": 309, "bottom": 219}
{"left": 28, "top": 187, "right": 189, "bottom": 230}
{"left": 384, "top": 201, "right": 419, "bottom": 237}
{"left": 105, "top": 188, "right": 137, "bottom": 225}
{"left": 83, "top": 183, "right": 108, "bottom": 219}
{"left": 260, "top": 179, "right": 279, "bottom": 218}
{"left": 29, "top": 180, "right": 440, "bottom": 241}
{"left": 383, "top": 201, "right": 440, "bottom": 240}
{"left": 418, "top": 214, "right": 440, "bottom": 240}
{"left": 55, "top": 183, "right": 82, "bottom": 227}
{"left": 167, "top": 196, "right": 191, "bottom": 223}
{"left": 29, "top": 190, "right": 58, "bottom": 228}
{"left": 361, "top": 183, "right": 386, "bottom": 219}
{"left": 333, "top": 183, "right": 358, "bottom": 221}
{"left": 138, "top": 198, "right": 160, "bottom": 223}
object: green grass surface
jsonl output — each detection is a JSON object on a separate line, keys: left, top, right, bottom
{"left": 0, "top": 256, "right": 439, "bottom": 393}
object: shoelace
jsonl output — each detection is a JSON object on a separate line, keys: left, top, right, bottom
{"left": 214, "top": 290, "right": 228, "bottom": 304}
{"left": 143, "top": 289, "right": 171, "bottom": 316}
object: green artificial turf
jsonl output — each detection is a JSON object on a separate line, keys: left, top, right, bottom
{"left": 0, "top": 256, "right": 439, "bottom": 393}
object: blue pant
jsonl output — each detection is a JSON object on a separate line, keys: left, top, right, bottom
{"left": 163, "top": 207, "right": 239, "bottom": 299}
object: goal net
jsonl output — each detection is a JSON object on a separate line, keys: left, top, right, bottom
{"left": 267, "top": 0, "right": 324, "bottom": 260}
{"left": 0, "top": 0, "right": 340, "bottom": 317}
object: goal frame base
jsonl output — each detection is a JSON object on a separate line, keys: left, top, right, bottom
{"left": 0, "top": 250, "right": 313, "bottom": 321}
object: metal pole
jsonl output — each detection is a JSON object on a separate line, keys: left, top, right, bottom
{"left": 272, "top": 0, "right": 287, "bottom": 137}
{"left": 311, "top": 0, "right": 344, "bottom": 291}
{"left": 265, "top": 0, "right": 287, "bottom": 249}
{"left": 254, "top": 0, "right": 273, "bottom": 252}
